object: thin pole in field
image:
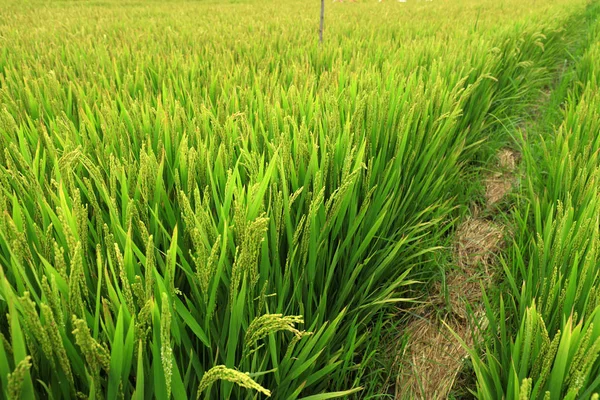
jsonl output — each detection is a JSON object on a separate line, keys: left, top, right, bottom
{"left": 319, "top": 0, "right": 325, "bottom": 43}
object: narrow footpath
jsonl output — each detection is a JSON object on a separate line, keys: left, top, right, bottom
{"left": 398, "top": 146, "right": 519, "bottom": 399}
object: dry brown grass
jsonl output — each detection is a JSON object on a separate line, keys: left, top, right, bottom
{"left": 485, "top": 149, "right": 519, "bottom": 206}
{"left": 497, "top": 148, "right": 519, "bottom": 170}
{"left": 485, "top": 174, "right": 514, "bottom": 205}
{"left": 397, "top": 314, "right": 473, "bottom": 399}
{"left": 397, "top": 218, "right": 503, "bottom": 399}
{"left": 394, "top": 149, "right": 517, "bottom": 399}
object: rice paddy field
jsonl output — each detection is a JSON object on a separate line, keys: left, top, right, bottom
{"left": 1, "top": 0, "right": 600, "bottom": 398}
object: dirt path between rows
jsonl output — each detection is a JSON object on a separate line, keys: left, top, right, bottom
{"left": 396, "top": 147, "right": 519, "bottom": 399}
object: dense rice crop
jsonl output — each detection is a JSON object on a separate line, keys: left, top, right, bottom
{"left": 471, "top": 4, "right": 600, "bottom": 398}
{"left": 0, "top": 0, "right": 598, "bottom": 398}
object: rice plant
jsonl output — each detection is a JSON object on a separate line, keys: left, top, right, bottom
{"left": 472, "top": 4, "right": 600, "bottom": 398}
{"left": 0, "top": 0, "right": 595, "bottom": 398}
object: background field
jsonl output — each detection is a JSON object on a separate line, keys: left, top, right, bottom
{"left": 1, "top": 0, "right": 600, "bottom": 399}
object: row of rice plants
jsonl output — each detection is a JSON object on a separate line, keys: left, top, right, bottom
{"left": 470, "top": 4, "right": 600, "bottom": 398}
{"left": 0, "top": 0, "right": 590, "bottom": 398}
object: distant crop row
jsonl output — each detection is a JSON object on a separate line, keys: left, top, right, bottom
{"left": 471, "top": 4, "right": 600, "bottom": 398}
{"left": 0, "top": 0, "right": 592, "bottom": 398}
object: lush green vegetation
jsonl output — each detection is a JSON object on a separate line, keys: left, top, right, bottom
{"left": 471, "top": 4, "right": 600, "bottom": 398}
{"left": 0, "top": 0, "right": 598, "bottom": 398}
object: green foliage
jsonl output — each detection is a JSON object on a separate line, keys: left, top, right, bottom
{"left": 0, "top": 0, "right": 592, "bottom": 398}
{"left": 472, "top": 5, "right": 600, "bottom": 399}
